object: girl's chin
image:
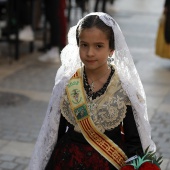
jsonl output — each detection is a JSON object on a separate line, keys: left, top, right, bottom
{"left": 83, "top": 63, "right": 96, "bottom": 68}
{"left": 84, "top": 63, "right": 108, "bottom": 70}
{"left": 84, "top": 62, "right": 96, "bottom": 66}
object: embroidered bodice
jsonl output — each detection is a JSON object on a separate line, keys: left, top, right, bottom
{"left": 60, "top": 66, "right": 131, "bottom": 133}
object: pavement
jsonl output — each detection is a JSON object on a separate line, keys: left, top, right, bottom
{"left": 0, "top": 0, "right": 170, "bottom": 169}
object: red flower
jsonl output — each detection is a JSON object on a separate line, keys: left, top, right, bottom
{"left": 120, "top": 165, "right": 135, "bottom": 170}
{"left": 139, "top": 162, "right": 160, "bottom": 170}
{"left": 122, "top": 146, "right": 163, "bottom": 170}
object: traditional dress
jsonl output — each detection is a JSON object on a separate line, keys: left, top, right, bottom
{"left": 45, "top": 66, "right": 143, "bottom": 169}
{"left": 29, "top": 12, "right": 156, "bottom": 170}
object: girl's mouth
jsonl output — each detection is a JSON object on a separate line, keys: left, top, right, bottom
{"left": 86, "top": 60, "right": 96, "bottom": 64}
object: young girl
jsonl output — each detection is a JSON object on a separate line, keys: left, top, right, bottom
{"left": 29, "top": 12, "right": 156, "bottom": 170}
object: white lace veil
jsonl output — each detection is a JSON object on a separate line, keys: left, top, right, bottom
{"left": 29, "top": 12, "right": 156, "bottom": 170}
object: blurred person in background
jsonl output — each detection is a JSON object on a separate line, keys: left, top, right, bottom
{"left": 164, "top": 0, "right": 170, "bottom": 44}
{"left": 17, "top": 0, "right": 34, "bottom": 41}
{"left": 38, "top": 0, "right": 67, "bottom": 63}
{"left": 94, "top": 0, "right": 107, "bottom": 12}
{"left": 2, "top": 0, "right": 34, "bottom": 41}
{"left": 155, "top": 0, "right": 170, "bottom": 59}
{"left": 94, "top": 0, "right": 115, "bottom": 13}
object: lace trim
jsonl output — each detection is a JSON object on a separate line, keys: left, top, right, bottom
{"left": 60, "top": 66, "right": 131, "bottom": 133}
{"left": 60, "top": 95, "right": 77, "bottom": 126}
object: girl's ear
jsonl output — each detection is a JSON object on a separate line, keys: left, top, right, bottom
{"left": 110, "top": 50, "right": 114, "bottom": 56}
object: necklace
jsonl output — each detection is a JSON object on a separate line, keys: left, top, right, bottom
{"left": 83, "top": 66, "right": 114, "bottom": 112}
{"left": 88, "top": 67, "right": 110, "bottom": 92}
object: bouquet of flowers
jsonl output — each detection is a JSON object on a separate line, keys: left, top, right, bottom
{"left": 120, "top": 147, "right": 163, "bottom": 170}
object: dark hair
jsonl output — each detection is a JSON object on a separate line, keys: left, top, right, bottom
{"left": 76, "top": 15, "right": 115, "bottom": 50}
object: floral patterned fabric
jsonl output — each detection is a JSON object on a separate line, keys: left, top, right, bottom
{"left": 45, "top": 133, "right": 115, "bottom": 170}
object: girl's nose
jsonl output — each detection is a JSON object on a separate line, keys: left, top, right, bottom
{"left": 87, "top": 47, "right": 94, "bottom": 57}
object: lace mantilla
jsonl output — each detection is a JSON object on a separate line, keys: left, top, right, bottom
{"left": 60, "top": 66, "right": 130, "bottom": 133}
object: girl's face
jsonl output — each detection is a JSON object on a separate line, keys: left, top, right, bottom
{"left": 79, "top": 27, "right": 113, "bottom": 71}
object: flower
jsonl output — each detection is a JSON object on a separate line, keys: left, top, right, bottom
{"left": 139, "top": 162, "right": 160, "bottom": 170}
{"left": 120, "top": 146, "right": 163, "bottom": 170}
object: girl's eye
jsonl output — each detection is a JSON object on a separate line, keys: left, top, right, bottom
{"left": 96, "top": 45, "right": 103, "bottom": 48}
{"left": 80, "top": 43, "right": 87, "bottom": 47}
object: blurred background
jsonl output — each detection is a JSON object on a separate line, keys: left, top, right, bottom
{"left": 0, "top": 0, "right": 170, "bottom": 169}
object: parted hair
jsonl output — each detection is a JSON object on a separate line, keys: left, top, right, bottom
{"left": 76, "top": 15, "right": 115, "bottom": 50}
